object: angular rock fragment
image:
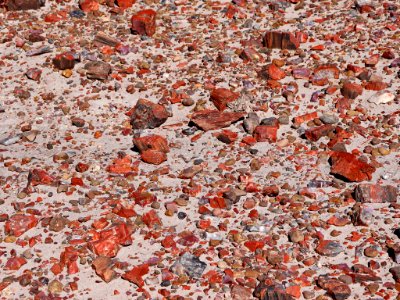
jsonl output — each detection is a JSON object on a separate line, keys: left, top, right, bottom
{"left": 53, "top": 52, "right": 75, "bottom": 70}
{"left": 390, "top": 267, "right": 400, "bottom": 283}
{"left": 28, "top": 169, "right": 55, "bottom": 186}
{"left": 171, "top": 252, "right": 206, "bottom": 278}
{"left": 210, "top": 88, "right": 239, "bottom": 111}
{"left": 253, "top": 125, "right": 278, "bottom": 143}
{"left": 25, "top": 68, "right": 42, "bottom": 82}
{"left": 354, "top": 184, "right": 397, "bottom": 203}
{"left": 130, "top": 99, "right": 169, "bottom": 129}
{"left": 263, "top": 31, "right": 299, "bottom": 50}
{"left": 5, "top": 214, "right": 38, "bottom": 237}
{"left": 259, "top": 64, "right": 286, "bottom": 80}
{"left": 122, "top": 264, "right": 149, "bottom": 287}
{"left": 191, "top": 109, "right": 245, "bottom": 131}
{"left": 312, "top": 64, "right": 340, "bottom": 86}
{"left": 92, "top": 256, "right": 116, "bottom": 283}
{"left": 133, "top": 135, "right": 169, "bottom": 153}
{"left": 93, "top": 32, "right": 121, "bottom": 47}
{"left": 6, "top": 0, "right": 44, "bottom": 10}
{"left": 140, "top": 150, "right": 167, "bottom": 165}
{"left": 254, "top": 282, "right": 294, "bottom": 300}
{"left": 316, "top": 240, "right": 344, "bottom": 257}
{"left": 84, "top": 61, "right": 111, "bottom": 80}
{"left": 318, "top": 276, "right": 351, "bottom": 300}
{"left": 131, "top": 9, "right": 157, "bottom": 37}
{"left": 351, "top": 203, "right": 374, "bottom": 226}
{"left": 330, "top": 152, "right": 375, "bottom": 182}
{"left": 243, "top": 113, "right": 259, "bottom": 134}
{"left": 305, "top": 124, "right": 334, "bottom": 142}
{"left": 341, "top": 82, "right": 363, "bottom": 99}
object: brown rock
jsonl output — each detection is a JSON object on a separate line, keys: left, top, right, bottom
{"left": 318, "top": 276, "right": 351, "bottom": 300}
{"left": 341, "top": 82, "right": 363, "bottom": 99}
{"left": 231, "top": 285, "right": 252, "bottom": 300}
{"left": 191, "top": 109, "right": 245, "bottom": 131}
{"left": 263, "top": 31, "right": 299, "bottom": 50}
{"left": 6, "top": 0, "right": 44, "bottom": 10}
{"left": 254, "top": 282, "right": 294, "bottom": 300}
{"left": 53, "top": 52, "right": 75, "bottom": 70}
{"left": 316, "top": 240, "right": 344, "bottom": 257}
{"left": 305, "top": 124, "right": 334, "bottom": 142}
{"left": 84, "top": 61, "right": 111, "bottom": 80}
{"left": 354, "top": 184, "right": 397, "bottom": 203}
{"left": 130, "top": 99, "right": 169, "bottom": 129}
{"left": 131, "top": 9, "right": 157, "bottom": 37}
{"left": 330, "top": 152, "right": 376, "bottom": 182}
{"left": 49, "top": 215, "right": 67, "bottom": 232}
{"left": 92, "top": 256, "right": 116, "bottom": 283}
{"left": 253, "top": 125, "right": 278, "bottom": 143}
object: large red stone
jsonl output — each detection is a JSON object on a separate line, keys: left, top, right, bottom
{"left": 354, "top": 184, "right": 397, "bottom": 203}
{"left": 79, "top": 0, "right": 99, "bottom": 12}
{"left": 253, "top": 125, "right": 278, "bottom": 143}
{"left": 5, "top": 257, "right": 27, "bottom": 270}
{"left": 210, "top": 88, "right": 239, "bottom": 111}
{"left": 341, "top": 82, "right": 363, "bottom": 99}
{"left": 133, "top": 135, "right": 169, "bottom": 153}
{"left": 142, "top": 210, "right": 162, "bottom": 228}
{"left": 116, "top": 0, "right": 134, "bottom": 9}
{"left": 330, "top": 152, "right": 375, "bottom": 182}
{"left": 191, "top": 110, "right": 245, "bottom": 131}
{"left": 53, "top": 52, "right": 75, "bottom": 70}
{"left": 28, "top": 169, "right": 55, "bottom": 186}
{"left": 131, "top": 9, "right": 157, "bottom": 37}
{"left": 260, "top": 64, "right": 286, "bottom": 80}
{"left": 263, "top": 31, "right": 300, "bottom": 49}
{"left": 140, "top": 150, "right": 167, "bottom": 165}
{"left": 5, "top": 214, "right": 38, "bottom": 237}
{"left": 305, "top": 124, "right": 334, "bottom": 142}
{"left": 122, "top": 264, "right": 149, "bottom": 287}
{"left": 130, "top": 99, "right": 169, "bottom": 129}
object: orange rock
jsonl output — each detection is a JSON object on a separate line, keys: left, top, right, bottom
{"left": 133, "top": 135, "right": 169, "bottom": 153}
{"left": 210, "top": 88, "right": 239, "bottom": 111}
{"left": 122, "top": 264, "right": 149, "bottom": 287}
{"left": 107, "top": 153, "right": 138, "bottom": 174}
{"left": 116, "top": 0, "right": 134, "bottom": 9}
{"left": 260, "top": 64, "right": 286, "bottom": 80}
{"left": 79, "top": 0, "right": 99, "bottom": 12}
{"left": 330, "top": 152, "right": 375, "bottom": 182}
{"left": 140, "top": 150, "right": 167, "bottom": 165}
{"left": 131, "top": 9, "right": 157, "bottom": 37}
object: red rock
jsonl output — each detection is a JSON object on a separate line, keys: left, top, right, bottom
{"left": 6, "top": 0, "right": 44, "bottom": 10}
{"left": 341, "top": 82, "right": 363, "bottom": 99}
{"left": 330, "top": 152, "right": 375, "bottom": 182}
{"left": 53, "top": 52, "right": 75, "bottom": 70}
{"left": 28, "top": 169, "right": 55, "bottom": 186}
{"left": 364, "top": 81, "right": 387, "bottom": 91}
{"left": 293, "top": 112, "right": 318, "bottom": 125}
{"left": 312, "top": 64, "right": 340, "bottom": 86}
{"left": 130, "top": 191, "right": 156, "bottom": 207}
{"left": 89, "top": 223, "right": 132, "bottom": 257}
{"left": 304, "top": 124, "right": 334, "bottom": 142}
{"left": 92, "top": 256, "right": 116, "bottom": 283}
{"left": 364, "top": 54, "right": 379, "bottom": 67}
{"left": 59, "top": 246, "right": 80, "bottom": 275}
{"left": 263, "top": 31, "right": 300, "bottom": 50}
{"left": 140, "top": 150, "right": 167, "bottom": 165}
{"left": 260, "top": 64, "right": 286, "bottom": 80}
{"left": 318, "top": 276, "right": 351, "bottom": 300}
{"left": 210, "top": 88, "right": 239, "bottom": 111}
{"left": 286, "top": 285, "right": 301, "bottom": 299}
{"left": 131, "top": 9, "right": 157, "bottom": 37}
{"left": 316, "top": 240, "right": 344, "bottom": 257}
{"left": 133, "top": 135, "right": 169, "bottom": 153}
{"left": 112, "top": 204, "right": 136, "bottom": 218}
{"left": 253, "top": 125, "right": 278, "bottom": 143}
{"left": 389, "top": 267, "right": 400, "bottom": 283}
{"left": 75, "top": 162, "right": 89, "bottom": 173}
{"left": 244, "top": 240, "right": 264, "bottom": 252}
{"left": 122, "top": 264, "right": 149, "bottom": 287}
{"left": 25, "top": 68, "right": 42, "bottom": 82}
{"left": 107, "top": 153, "right": 138, "bottom": 174}
{"left": 216, "top": 130, "right": 238, "bottom": 144}
{"left": 5, "top": 257, "right": 27, "bottom": 270}
{"left": 142, "top": 210, "right": 162, "bottom": 228}
{"left": 382, "top": 49, "right": 395, "bottom": 59}
{"left": 116, "top": 0, "right": 134, "bottom": 9}
{"left": 354, "top": 184, "right": 397, "bottom": 203}
{"left": 191, "top": 109, "right": 245, "bottom": 131}
{"left": 79, "top": 0, "right": 99, "bottom": 12}
{"left": 5, "top": 214, "right": 38, "bottom": 237}
{"left": 130, "top": 99, "right": 169, "bottom": 129}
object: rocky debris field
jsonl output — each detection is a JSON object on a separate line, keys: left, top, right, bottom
{"left": 0, "top": 0, "right": 400, "bottom": 299}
